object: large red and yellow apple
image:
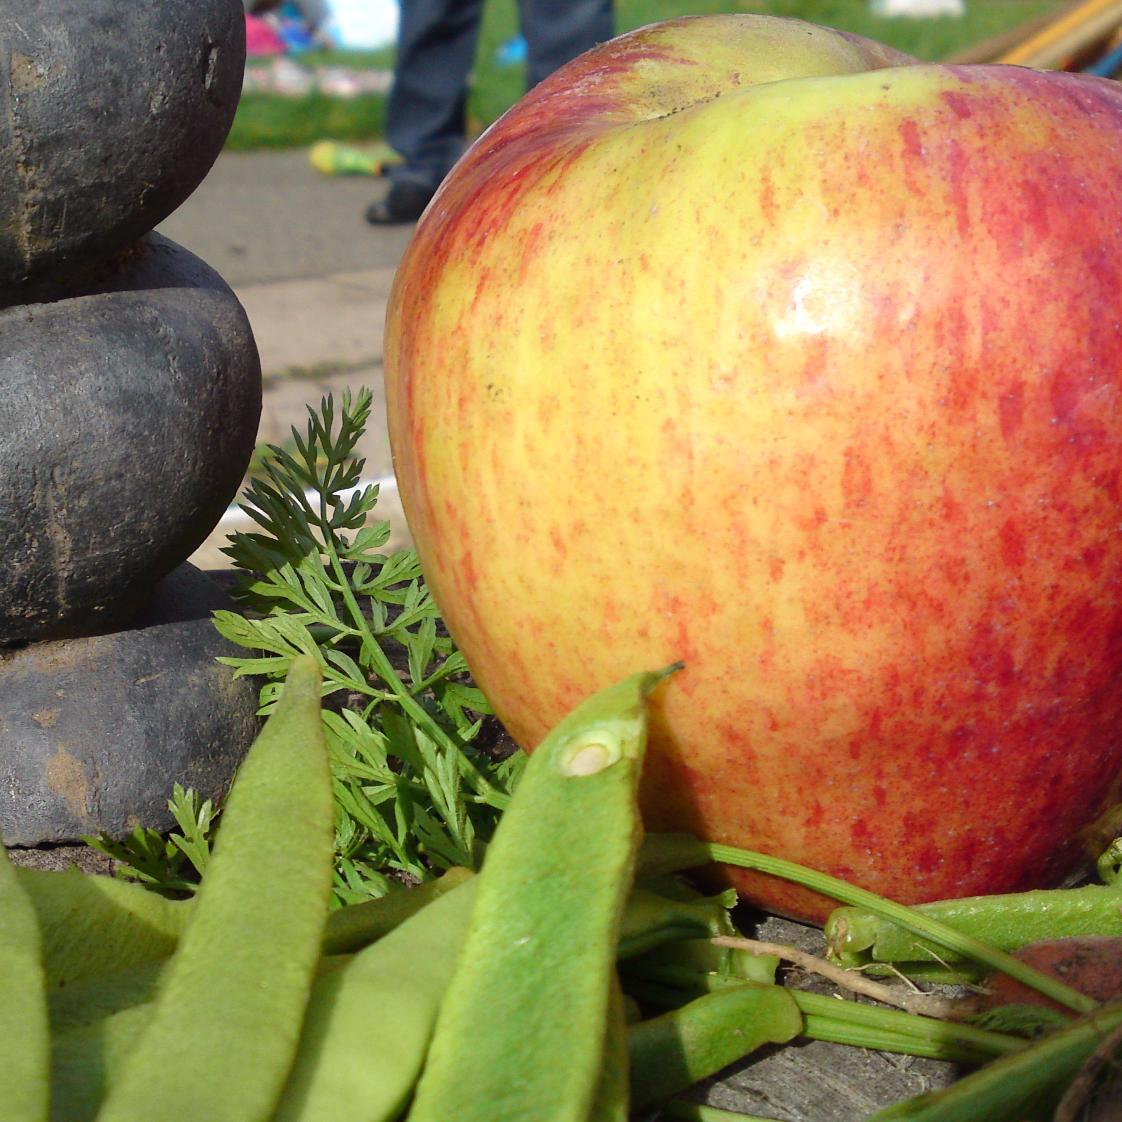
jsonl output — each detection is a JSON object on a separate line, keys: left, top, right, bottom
{"left": 385, "top": 14, "right": 1122, "bottom": 920}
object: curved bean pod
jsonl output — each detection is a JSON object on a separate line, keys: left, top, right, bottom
{"left": 272, "top": 876, "right": 477, "bottom": 1122}
{"left": 0, "top": 843, "right": 49, "bottom": 1122}
{"left": 95, "top": 656, "right": 334, "bottom": 1122}
{"left": 17, "top": 866, "right": 190, "bottom": 987}
{"left": 407, "top": 667, "right": 676, "bottom": 1122}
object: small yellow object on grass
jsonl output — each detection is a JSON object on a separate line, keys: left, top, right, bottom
{"left": 308, "top": 140, "right": 402, "bottom": 177}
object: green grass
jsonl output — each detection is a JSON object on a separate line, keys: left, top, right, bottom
{"left": 226, "top": 0, "right": 1062, "bottom": 151}
{"left": 227, "top": 92, "right": 386, "bottom": 150}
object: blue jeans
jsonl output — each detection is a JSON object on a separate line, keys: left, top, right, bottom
{"left": 387, "top": 0, "right": 615, "bottom": 191}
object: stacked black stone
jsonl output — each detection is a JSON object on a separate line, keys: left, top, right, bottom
{"left": 0, "top": 0, "right": 262, "bottom": 847}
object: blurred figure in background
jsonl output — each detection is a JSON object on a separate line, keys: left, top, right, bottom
{"left": 244, "top": 0, "right": 332, "bottom": 38}
{"left": 367, "top": 0, "right": 614, "bottom": 224}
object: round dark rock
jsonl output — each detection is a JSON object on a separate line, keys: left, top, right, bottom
{"left": 0, "top": 232, "right": 262, "bottom": 646}
{"left": 0, "top": 0, "right": 244, "bottom": 290}
{"left": 0, "top": 562, "right": 261, "bottom": 846}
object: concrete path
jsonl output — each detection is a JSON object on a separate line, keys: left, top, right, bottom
{"left": 158, "top": 149, "right": 413, "bottom": 566}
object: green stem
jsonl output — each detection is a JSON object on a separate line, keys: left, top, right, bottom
{"left": 793, "top": 990, "right": 1022, "bottom": 1060}
{"left": 866, "top": 1000, "right": 1122, "bottom": 1121}
{"left": 625, "top": 963, "right": 1022, "bottom": 1066}
{"left": 703, "top": 841, "right": 1097, "bottom": 1015}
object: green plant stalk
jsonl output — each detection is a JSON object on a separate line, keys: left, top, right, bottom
{"left": 826, "top": 882, "right": 1122, "bottom": 970}
{"left": 797, "top": 1010, "right": 1005, "bottom": 1066}
{"left": 865, "top": 999, "right": 1122, "bottom": 1121}
{"left": 625, "top": 963, "right": 1024, "bottom": 1065}
{"left": 698, "top": 839, "right": 1097, "bottom": 1015}
{"left": 0, "top": 843, "right": 49, "bottom": 1122}
{"left": 794, "top": 989, "right": 1022, "bottom": 1060}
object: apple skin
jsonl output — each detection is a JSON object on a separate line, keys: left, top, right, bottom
{"left": 385, "top": 14, "right": 1122, "bottom": 920}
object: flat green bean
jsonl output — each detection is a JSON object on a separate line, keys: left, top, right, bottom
{"left": 272, "top": 876, "right": 477, "bottom": 1122}
{"left": 618, "top": 887, "right": 737, "bottom": 960}
{"left": 17, "top": 865, "right": 191, "bottom": 987}
{"left": 0, "top": 841, "right": 49, "bottom": 1122}
{"left": 48, "top": 959, "right": 167, "bottom": 1034}
{"left": 95, "top": 656, "right": 335, "bottom": 1122}
{"left": 629, "top": 982, "right": 802, "bottom": 1111}
{"left": 588, "top": 974, "right": 631, "bottom": 1122}
{"left": 320, "top": 865, "right": 473, "bottom": 955}
{"left": 51, "top": 1003, "right": 153, "bottom": 1122}
{"left": 27, "top": 860, "right": 452, "bottom": 1034}
{"left": 624, "top": 877, "right": 774, "bottom": 980}
{"left": 49, "top": 954, "right": 357, "bottom": 1120}
{"left": 406, "top": 668, "right": 675, "bottom": 1122}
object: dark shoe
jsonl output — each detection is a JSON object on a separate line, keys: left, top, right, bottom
{"left": 365, "top": 180, "right": 435, "bottom": 225}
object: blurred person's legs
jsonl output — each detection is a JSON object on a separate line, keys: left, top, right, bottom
{"left": 368, "top": 0, "right": 615, "bottom": 225}
{"left": 520, "top": 0, "right": 614, "bottom": 88}
{"left": 367, "top": 0, "right": 485, "bottom": 224}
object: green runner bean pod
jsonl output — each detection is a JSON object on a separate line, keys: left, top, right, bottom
{"left": 406, "top": 667, "right": 676, "bottom": 1122}
{"left": 95, "top": 656, "right": 335, "bottom": 1122}
{"left": 628, "top": 982, "right": 802, "bottom": 1111}
{"left": 272, "top": 876, "right": 477, "bottom": 1122}
{"left": 43, "top": 859, "right": 469, "bottom": 1029}
{"left": 48, "top": 959, "right": 167, "bottom": 1033}
{"left": 51, "top": 1003, "right": 153, "bottom": 1122}
{"left": 0, "top": 841, "right": 49, "bottom": 1122}
{"left": 321, "top": 865, "right": 473, "bottom": 955}
{"left": 17, "top": 865, "right": 191, "bottom": 987}
{"left": 630, "top": 937, "right": 780, "bottom": 985}
{"left": 588, "top": 974, "right": 631, "bottom": 1122}
{"left": 617, "top": 887, "right": 738, "bottom": 960}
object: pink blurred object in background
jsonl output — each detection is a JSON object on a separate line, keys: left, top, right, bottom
{"left": 246, "top": 13, "right": 286, "bottom": 56}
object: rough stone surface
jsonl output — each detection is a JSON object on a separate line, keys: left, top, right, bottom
{"left": 0, "top": 233, "right": 262, "bottom": 646}
{"left": 0, "top": 0, "right": 244, "bottom": 290}
{"left": 0, "top": 562, "right": 260, "bottom": 846}
{"left": 6, "top": 841, "right": 115, "bottom": 875}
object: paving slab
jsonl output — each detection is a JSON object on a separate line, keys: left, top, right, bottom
{"left": 157, "top": 148, "right": 413, "bottom": 286}
{"left": 235, "top": 266, "right": 395, "bottom": 376}
{"left": 163, "top": 150, "right": 409, "bottom": 569}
